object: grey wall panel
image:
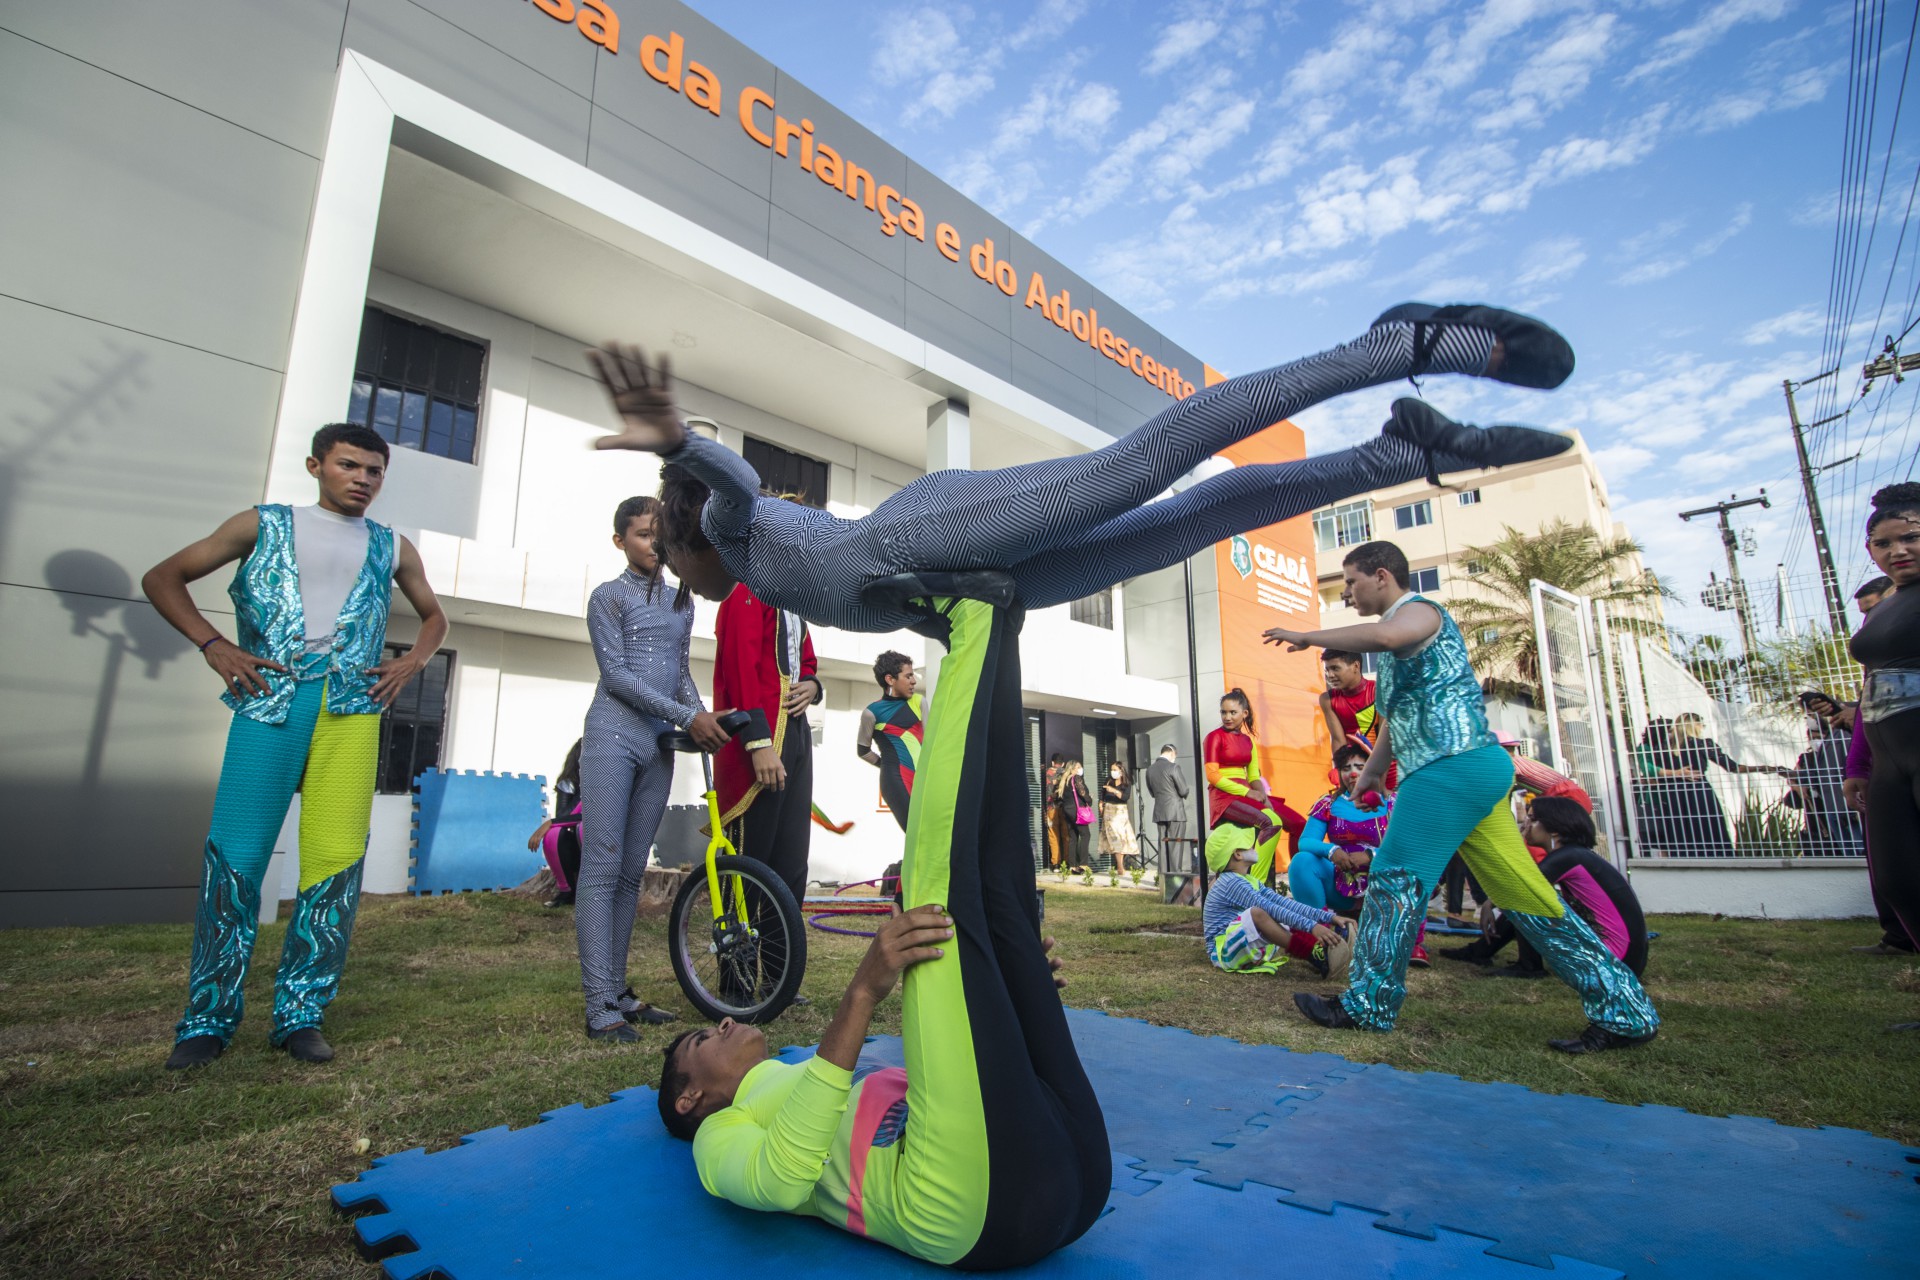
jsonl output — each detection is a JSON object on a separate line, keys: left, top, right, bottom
{"left": 0, "top": 296, "right": 283, "bottom": 601}
{"left": 0, "top": 582, "right": 225, "bottom": 904}
{"left": 768, "top": 207, "right": 905, "bottom": 329}
{"left": 407, "top": 0, "right": 603, "bottom": 98}
{"left": 905, "top": 283, "right": 1013, "bottom": 385}
{"left": 1097, "top": 387, "right": 1152, "bottom": 440}
{"left": 902, "top": 162, "right": 1015, "bottom": 335}
{"left": 0, "top": 31, "right": 319, "bottom": 373}
{"left": 0, "top": 887, "right": 201, "bottom": 930}
{"left": 587, "top": 107, "right": 770, "bottom": 256}
{"left": 342, "top": 0, "right": 592, "bottom": 165}
{"left": 0, "top": 0, "right": 348, "bottom": 157}
{"left": 590, "top": 0, "right": 777, "bottom": 198}
{"left": 1010, "top": 342, "right": 1098, "bottom": 426}
{"left": 765, "top": 69, "right": 908, "bottom": 275}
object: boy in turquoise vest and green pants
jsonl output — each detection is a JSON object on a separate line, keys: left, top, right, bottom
{"left": 143, "top": 423, "right": 447, "bottom": 1069}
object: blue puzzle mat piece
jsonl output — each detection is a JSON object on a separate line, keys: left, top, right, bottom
{"left": 1176, "top": 1059, "right": 1920, "bottom": 1277}
{"left": 334, "top": 1093, "right": 1622, "bottom": 1279}
{"left": 779, "top": 1009, "right": 1370, "bottom": 1173}
{"left": 410, "top": 770, "right": 547, "bottom": 894}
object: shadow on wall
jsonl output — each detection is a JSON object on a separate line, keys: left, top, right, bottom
{"left": 43, "top": 549, "right": 196, "bottom": 797}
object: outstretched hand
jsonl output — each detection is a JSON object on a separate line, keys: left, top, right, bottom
{"left": 1262, "top": 627, "right": 1312, "bottom": 652}
{"left": 851, "top": 905, "right": 953, "bottom": 1005}
{"left": 587, "top": 343, "right": 687, "bottom": 452}
{"left": 1043, "top": 935, "right": 1067, "bottom": 989}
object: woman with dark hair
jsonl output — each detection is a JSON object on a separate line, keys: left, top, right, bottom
{"left": 1204, "top": 690, "right": 1305, "bottom": 884}
{"left": 1441, "top": 795, "right": 1648, "bottom": 978}
{"left": 527, "top": 737, "right": 584, "bottom": 907}
{"left": 577, "top": 496, "right": 723, "bottom": 1040}
{"left": 1099, "top": 761, "right": 1138, "bottom": 877}
{"left": 1850, "top": 484, "right": 1920, "bottom": 985}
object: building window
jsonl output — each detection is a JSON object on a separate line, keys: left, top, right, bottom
{"left": 1313, "top": 500, "right": 1373, "bottom": 551}
{"left": 1458, "top": 488, "right": 1482, "bottom": 506}
{"left": 1479, "top": 626, "right": 1502, "bottom": 643}
{"left": 1466, "top": 559, "right": 1486, "bottom": 575}
{"left": 1070, "top": 590, "right": 1114, "bottom": 629}
{"left": 376, "top": 644, "right": 454, "bottom": 794}
{"left": 743, "top": 435, "right": 831, "bottom": 508}
{"left": 1393, "top": 499, "right": 1433, "bottom": 530}
{"left": 347, "top": 306, "right": 485, "bottom": 463}
{"left": 1409, "top": 566, "right": 1441, "bottom": 593}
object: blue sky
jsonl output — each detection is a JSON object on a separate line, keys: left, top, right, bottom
{"left": 689, "top": 0, "right": 1911, "bottom": 618}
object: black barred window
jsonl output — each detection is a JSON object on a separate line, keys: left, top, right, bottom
{"left": 1070, "top": 591, "right": 1114, "bottom": 629}
{"left": 346, "top": 306, "right": 485, "bottom": 464}
{"left": 742, "top": 435, "right": 831, "bottom": 508}
{"left": 376, "top": 644, "right": 454, "bottom": 795}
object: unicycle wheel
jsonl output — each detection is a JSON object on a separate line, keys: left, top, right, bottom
{"left": 668, "top": 855, "right": 806, "bottom": 1024}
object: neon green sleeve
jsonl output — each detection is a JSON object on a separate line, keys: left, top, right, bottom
{"left": 693, "top": 1056, "right": 855, "bottom": 1213}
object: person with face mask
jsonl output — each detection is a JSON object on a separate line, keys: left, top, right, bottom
{"left": 1099, "top": 762, "right": 1139, "bottom": 878}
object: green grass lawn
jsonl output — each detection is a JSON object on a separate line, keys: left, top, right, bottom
{"left": 2, "top": 887, "right": 1916, "bottom": 1279}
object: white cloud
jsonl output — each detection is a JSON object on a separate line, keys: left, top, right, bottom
{"left": 868, "top": 1, "right": 1092, "bottom": 126}
{"left": 1514, "top": 235, "right": 1588, "bottom": 288}
{"left": 1625, "top": 0, "right": 1795, "bottom": 83}
{"left": 1402, "top": 0, "right": 1555, "bottom": 117}
{"left": 1007, "top": 0, "right": 1089, "bottom": 50}
{"left": 1475, "top": 12, "right": 1620, "bottom": 134}
{"left": 1283, "top": 17, "right": 1404, "bottom": 102}
{"left": 1145, "top": 9, "right": 1225, "bottom": 75}
{"left": 1616, "top": 204, "right": 1753, "bottom": 285}
{"left": 1741, "top": 307, "right": 1825, "bottom": 346}
{"left": 1694, "top": 62, "right": 1830, "bottom": 131}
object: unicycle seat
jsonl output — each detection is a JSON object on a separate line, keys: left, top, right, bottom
{"left": 657, "top": 708, "right": 754, "bottom": 755}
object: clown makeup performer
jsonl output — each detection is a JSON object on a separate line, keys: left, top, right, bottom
{"left": 144, "top": 423, "right": 447, "bottom": 1069}
{"left": 1264, "top": 539, "right": 1658, "bottom": 1055}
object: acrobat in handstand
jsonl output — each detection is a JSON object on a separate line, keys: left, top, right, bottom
{"left": 599, "top": 301, "right": 1579, "bottom": 1266}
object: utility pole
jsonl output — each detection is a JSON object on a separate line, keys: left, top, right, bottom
{"left": 1680, "top": 491, "right": 1770, "bottom": 668}
{"left": 1782, "top": 375, "right": 1853, "bottom": 636}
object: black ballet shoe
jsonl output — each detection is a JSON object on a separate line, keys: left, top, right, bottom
{"left": 1547, "top": 1023, "right": 1657, "bottom": 1054}
{"left": 279, "top": 1027, "right": 335, "bottom": 1062}
{"left": 862, "top": 570, "right": 1018, "bottom": 610}
{"left": 616, "top": 990, "right": 678, "bottom": 1026}
{"left": 587, "top": 1018, "right": 641, "bottom": 1042}
{"left": 1293, "top": 990, "right": 1360, "bottom": 1030}
{"left": 1383, "top": 398, "right": 1573, "bottom": 485}
{"left": 1373, "top": 302, "right": 1575, "bottom": 390}
{"left": 164, "top": 1034, "right": 226, "bottom": 1070}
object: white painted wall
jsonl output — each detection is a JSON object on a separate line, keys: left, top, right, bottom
{"left": 1629, "top": 860, "right": 1875, "bottom": 919}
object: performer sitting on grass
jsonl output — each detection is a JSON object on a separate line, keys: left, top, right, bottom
{"left": 1266, "top": 539, "right": 1660, "bottom": 1054}
{"left": 1203, "top": 824, "right": 1354, "bottom": 977}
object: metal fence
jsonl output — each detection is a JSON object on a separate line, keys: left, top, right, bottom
{"left": 1544, "top": 572, "right": 1866, "bottom": 861}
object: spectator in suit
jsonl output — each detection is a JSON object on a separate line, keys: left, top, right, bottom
{"left": 1144, "top": 745, "right": 1190, "bottom": 860}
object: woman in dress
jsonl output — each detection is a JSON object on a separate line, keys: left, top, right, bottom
{"left": 1099, "top": 761, "right": 1139, "bottom": 876}
{"left": 1203, "top": 690, "right": 1304, "bottom": 883}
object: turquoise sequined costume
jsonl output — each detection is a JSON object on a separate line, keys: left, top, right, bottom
{"left": 1335, "top": 593, "right": 1659, "bottom": 1038}
{"left": 175, "top": 506, "right": 393, "bottom": 1049}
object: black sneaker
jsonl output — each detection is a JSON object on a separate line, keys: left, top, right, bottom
{"left": 1373, "top": 302, "right": 1576, "bottom": 390}
{"left": 1438, "top": 942, "right": 1493, "bottom": 966}
{"left": 1293, "top": 991, "right": 1359, "bottom": 1029}
{"left": 587, "top": 1020, "right": 640, "bottom": 1043}
{"left": 615, "top": 990, "right": 677, "bottom": 1026}
{"left": 544, "top": 891, "right": 575, "bottom": 908}
{"left": 1383, "top": 398, "right": 1572, "bottom": 485}
{"left": 1305, "top": 942, "right": 1331, "bottom": 979}
{"left": 1548, "top": 1023, "right": 1657, "bottom": 1054}
{"left": 164, "top": 1035, "right": 226, "bottom": 1071}
{"left": 280, "top": 1027, "right": 334, "bottom": 1062}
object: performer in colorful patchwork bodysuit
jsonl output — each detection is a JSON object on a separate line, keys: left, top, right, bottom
{"left": 144, "top": 423, "right": 447, "bottom": 1069}
{"left": 1267, "top": 539, "right": 1659, "bottom": 1054}
{"left": 858, "top": 651, "right": 923, "bottom": 832}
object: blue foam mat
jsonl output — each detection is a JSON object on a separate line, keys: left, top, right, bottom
{"left": 334, "top": 1010, "right": 1919, "bottom": 1278}
{"left": 410, "top": 770, "right": 547, "bottom": 895}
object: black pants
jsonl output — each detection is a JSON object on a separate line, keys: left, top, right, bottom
{"left": 880, "top": 762, "right": 912, "bottom": 833}
{"left": 1441, "top": 854, "right": 1474, "bottom": 914}
{"left": 1865, "top": 708, "right": 1920, "bottom": 954}
{"left": 1067, "top": 822, "right": 1091, "bottom": 869}
{"left": 556, "top": 826, "right": 581, "bottom": 892}
{"left": 734, "top": 717, "right": 814, "bottom": 906}
{"left": 919, "top": 601, "right": 1109, "bottom": 1271}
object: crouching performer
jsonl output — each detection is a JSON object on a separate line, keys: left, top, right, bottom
{"left": 145, "top": 423, "right": 446, "bottom": 1068}
{"left": 657, "top": 597, "right": 1109, "bottom": 1269}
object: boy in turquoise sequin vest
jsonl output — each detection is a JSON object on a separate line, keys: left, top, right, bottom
{"left": 142, "top": 424, "right": 448, "bottom": 1070}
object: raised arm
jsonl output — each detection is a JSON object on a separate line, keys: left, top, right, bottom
{"left": 1262, "top": 601, "right": 1442, "bottom": 655}
{"left": 142, "top": 508, "right": 287, "bottom": 699}
{"left": 586, "top": 587, "right": 701, "bottom": 728}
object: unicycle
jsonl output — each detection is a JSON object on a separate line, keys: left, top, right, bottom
{"left": 658, "top": 711, "right": 806, "bottom": 1024}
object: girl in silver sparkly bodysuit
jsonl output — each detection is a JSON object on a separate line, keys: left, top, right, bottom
{"left": 576, "top": 496, "right": 715, "bottom": 1039}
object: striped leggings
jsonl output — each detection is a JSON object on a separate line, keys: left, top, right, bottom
{"left": 883, "top": 320, "right": 1498, "bottom": 610}
{"left": 576, "top": 714, "right": 674, "bottom": 1029}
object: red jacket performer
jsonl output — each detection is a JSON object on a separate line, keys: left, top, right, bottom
{"left": 713, "top": 583, "right": 821, "bottom": 907}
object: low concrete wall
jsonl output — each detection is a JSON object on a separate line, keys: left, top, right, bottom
{"left": 1628, "top": 858, "right": 1873, "bottom": 919}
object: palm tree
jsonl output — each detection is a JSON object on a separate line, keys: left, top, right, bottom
{"left": 1450, "top": 519, "right": 1672, "bottom": 693}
